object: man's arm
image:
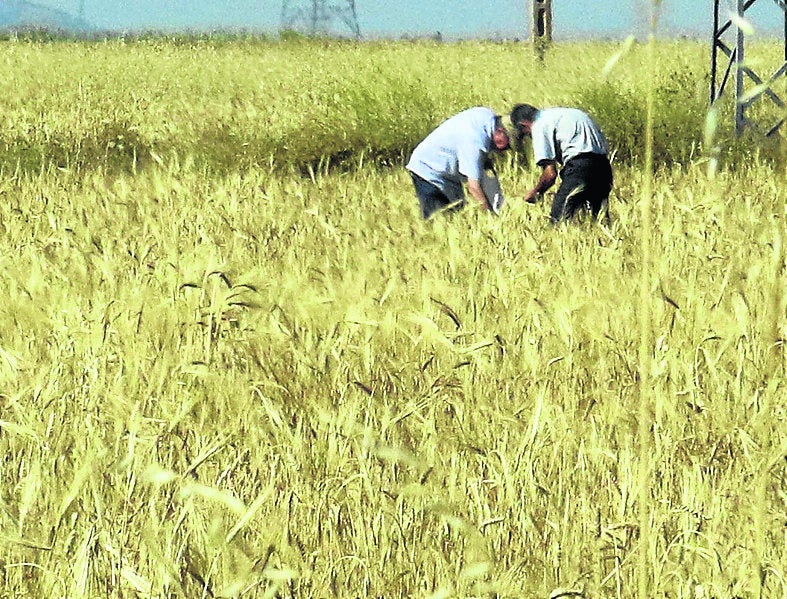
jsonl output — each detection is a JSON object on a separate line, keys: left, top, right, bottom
{"left": 466, "top": 178, "right": 490, "bottom": 210}
{"left": 524, "top": 162, "right": 558, "bottom": 203}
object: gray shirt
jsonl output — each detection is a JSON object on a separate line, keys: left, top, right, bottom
{"left": 406, "top": 107, "right": 496, "bottom": 201}
{"left": 531, "top": 107, "right": 609, "bottom": 166}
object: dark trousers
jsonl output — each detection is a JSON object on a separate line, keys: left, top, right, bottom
{"left": 551, "top": 153, "right": 613, "bottom": 223}
{"left": 410, "top": 172, "right": 464, "bottom": 219}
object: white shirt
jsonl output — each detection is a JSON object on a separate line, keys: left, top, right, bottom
{"left": 531, "top": 107, "right": 608, "bottom": 165}
{"left": 406, "top": 107, "right": 496, "bottom": 200}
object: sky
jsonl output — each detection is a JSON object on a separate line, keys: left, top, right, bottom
{"left": 33, "top": 0, "right": 787, "bottom": 39}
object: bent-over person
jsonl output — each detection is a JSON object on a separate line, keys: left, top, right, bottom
{"left": 407, "top": 107, "right": 510, "bottom": 219}
{"left": 510, "top": 103, "right": 613, "bottom": 223}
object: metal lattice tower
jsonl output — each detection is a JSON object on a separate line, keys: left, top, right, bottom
{"left": 280, "top": 0, "right": 360, "bottom": 38}
{"left": 711, "top": 0, "right": 787, "bottom": 135}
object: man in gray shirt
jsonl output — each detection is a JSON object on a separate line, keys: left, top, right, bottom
{"left": 510, "top": 103, "right": 613, "bottom": 223}
{"left": 407, "top": 107, "right": 511, "bottom": 219}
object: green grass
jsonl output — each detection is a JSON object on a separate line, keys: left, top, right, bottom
{"left": 0, "top": 36, "right": 785, "bottom": 598}
{"left": 0, "top": 37, "right": 748, "bottom": 175}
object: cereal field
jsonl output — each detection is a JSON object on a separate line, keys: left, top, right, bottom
{"left": 0, "top": 35, "right": 785, "bottom": 599}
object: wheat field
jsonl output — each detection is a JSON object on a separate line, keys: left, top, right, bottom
{"left": 0, "top": 34, "right": 785, "bottom": 599}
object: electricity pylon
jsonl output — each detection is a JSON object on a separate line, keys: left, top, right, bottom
{"left": 711, "top": 0, "right": 787, "bottom": 135}
{"left": 281, "top": 0, "right": 361, "bottom": 38}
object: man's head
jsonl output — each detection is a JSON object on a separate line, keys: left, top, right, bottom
{"left": 510, "top": 103, "right": 539, "bottom": 140}
{"left": 492, "top": 116, "right": 511, "bottom": 151}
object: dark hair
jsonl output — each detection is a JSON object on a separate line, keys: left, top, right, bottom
{"left": 510, "top": 103, "right": 539, "bottom": 126}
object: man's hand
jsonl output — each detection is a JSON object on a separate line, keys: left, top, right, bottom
{"left": 525, "top": 163, "right": 557, "bottom": 204}
{"left": 466, "top": 178, "right": 489, "bottom": 210}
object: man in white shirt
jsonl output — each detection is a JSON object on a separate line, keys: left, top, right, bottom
{"left": 510, "top": 103, "right": 613, "bottom": 223}
{"left": 406, "top": 107, "right": 511, "bottom": 219}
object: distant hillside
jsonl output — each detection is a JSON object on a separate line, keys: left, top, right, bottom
{"left": 0, "top": 0, "right": 93, "bottom": 32}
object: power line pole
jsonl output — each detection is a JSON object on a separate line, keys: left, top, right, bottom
{"left": 335, "top": 0, "right": 360, "bottom": 38}
{"left": 281, "top": 0, "right": 331, "bottom": 34}
{"left": 711, "top": 0, "right": 787, "bottom": 136}
{"left": 281, "top": 0, "right": 361, "bottom": 38}
{"left": 530, "top": 0, "right": 552, "bottom": 61}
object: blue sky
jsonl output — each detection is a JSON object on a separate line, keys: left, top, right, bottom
{"left": 35, "top": 0, "right": 786, "bottom": 39}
